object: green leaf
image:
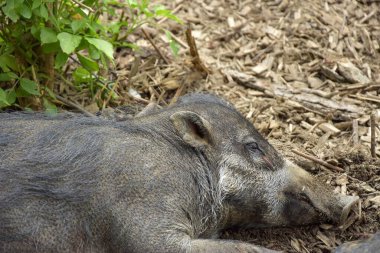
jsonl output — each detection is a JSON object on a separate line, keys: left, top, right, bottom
{"left": 57, "top": 32, "right": 82, "bottom": 54}
{"left": 2, "top": 4, "right": 20, "bottom": 22}
{"left": 83, "top": 0, "right": 97, "bottom": 5}
{"left": 119, "top": 42, "right": 139, "bottom": 51}
{"left": 0, "top": 54, "right": 19, "bottom": 72}
{"left": 39, "top": 4, "right": 48, "bottom": 20}
{"left": 43, "top": 86, "right": 56, "bottom": 99}
{"left": 127, "top": 0, "right": 138, "bottom": 8}
{"left": 40, "top": 27, "right": 57, "bottom": 44}
{"left": 0, "top": 72, "right": 18, "bottom": 81}
{"left": 166, "top": 31, "right": 180, "bottom": 56}
{"left": 88, "top": 44, "right": 101, "bottom": 60}
{"left": 85, "top": 38, "right": 114, "bottom": 59}
{"left": 11, "top": 0, "right": 25, "bottom": 7}
{"left": 137, "top": 0, "right": 150, "bottom": 11}
{"left": 30, "top": 24, "right": 40, "bottom": 38}
{"left": 19, "top": 3, "right": 32, "bottom": 18}
{"left": 77, "top": 53, "right": 99, "bottom": 72}
{"left": 6, "top": 89, "right": 17, "bottom": 104}
{"left": 43, "top": 98, "right": 57, "bottom": 115}
{"left": 155, "top": 9, "right": 182, "bottom": 23}
{"left": 73, "top": 67, "right": 92, "bottom": 83}
{"left": 143, "top": 9, "right": 154, "bottom": 18}
{"left": 16, "top": 86, "right": 31, "bottom": 97}
{"left": 32, "top": 0, "right": 42, "bottom": 9}
{"left": 153, "top": 4, "right": 165, "bottom": 12}
{"left": 41, "top": 42, "right": 60, "bottom": 53}
{"left": 109, "top": 22, "right": 123, "bottom": 34}
{"left": 71, "top": 20, "right": 86, "bottom": 33}
{"left": 0, "top": 88, "right": 9, "bottom": 107}
{"left": 99, "top": 53, "right": 107, "bottom": 72}
{"left": 55, "top": 51, "right": 68, "bottom": 69}
{"left": 20, "top": 78, "right": 40, "bottom": 95}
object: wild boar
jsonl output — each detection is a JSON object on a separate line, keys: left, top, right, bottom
{"left": 0, "top": 93, "right": 358, "bottom": 253}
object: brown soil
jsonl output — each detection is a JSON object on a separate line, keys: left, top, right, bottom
{"left": 61, "top": 0, "right": 380, "bottom": 252}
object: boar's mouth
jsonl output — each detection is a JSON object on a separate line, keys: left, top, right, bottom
{"left": 283, "top": 191, "right": 328, "bottom": 224}
{"left": 283, "top": 191, "right": 359, "bottom": 226}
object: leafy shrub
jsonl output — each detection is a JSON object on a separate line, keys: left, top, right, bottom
{"left": 0, "top": 0, "right": 181, "bottom": 111}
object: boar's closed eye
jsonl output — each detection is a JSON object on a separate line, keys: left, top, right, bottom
{"left": 245, "top": 142, "right": 276, "bottom": 170}
{"left": 245, "top": 142, "right": 261, "bottom": 153}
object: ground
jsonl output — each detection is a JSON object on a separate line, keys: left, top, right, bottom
{"left": 63, "top": 0, "right": 380, "bottom": 252}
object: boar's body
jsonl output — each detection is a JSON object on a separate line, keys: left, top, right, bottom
{"left": 335, "top": 232, "right": 380, "bottom": 253}
{"left": 0, "top": 113, "right": 213, "bottom": 252}
{"left": 0, "top": 94, "right": 357, "bottom": 253}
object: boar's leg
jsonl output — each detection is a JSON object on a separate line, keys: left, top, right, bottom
{"left": 190, "top": 239, "right": 281, "bottom": 253}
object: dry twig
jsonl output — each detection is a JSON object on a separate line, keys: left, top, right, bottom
{"left": 55, "top": 95, "right": 96, "bottom": 118}
{"left": 370, "top": 113, "right": 377, "bottom": 158}
{"left": 291, "top": 149, "right": 344, "bottom": 172}
{"left": 352, "top": 119, "right": 359, "bottom": 145}
{"left": 141, "top": 28, "right": 170, "bottom": 65}
{"left": 185, "top": 27, "right": 212, "bottom": 76}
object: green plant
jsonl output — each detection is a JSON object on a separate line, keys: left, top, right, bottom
{"left": 0, "top": 0, "right": 181, "bottom": 111}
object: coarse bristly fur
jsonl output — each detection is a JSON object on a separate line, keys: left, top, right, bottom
{"left": 0, "top": 93, "right": 358, "bottom": 253}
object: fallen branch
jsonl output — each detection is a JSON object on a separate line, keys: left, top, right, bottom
{"left": 291, "top": 149, "right": 344, "bottom": 172}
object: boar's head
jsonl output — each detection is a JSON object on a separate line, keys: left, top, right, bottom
{"left": 172, "top": 94, "right": 358, "bottom": 230}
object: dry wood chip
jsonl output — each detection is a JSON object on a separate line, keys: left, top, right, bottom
{"left": 306, "top": 40, "right": 320, "bottom": 49}
{"left": 269, "top": 119, "right": 280, "bottom": 129}
{"left": 227, "top": 16, "right": 235, "bottom": 28}
{"left": 239, "top": 5, "right": 251, "bottom": 16}
{"left": 337, "top": 60, "right": 371, "bottom": 84}
{"left": 290, "top": 238, "right": 301, "bottom": 252}
{"left": 350, "top": 94, "right": 380, "bottom": 104}
{"left": 360, "top": 183, "right": 376, "bottom": 193}
{"left": 358, "top": 0, "right": 380, "bottom": 3}
{"left": 263, "top": 26, "right": 282, "bottom": 39}
{"left": 301, "top": 121, "right": 313, "bottom": 130}
{"left": 318, "top": 123, "right": 341, "bottom": 134}
{"left": 252, "top": 55, "right": 275, "bottom": 75}
{"left": 128, "top": 88, "right": 141, "bottom": 99}
{"left": 368, "top": 195, "right": 380, "bottom": 205}
{"left": 320, "top": 65, "right": 345, "bottom": 82}
{"left": 307, "top": 76, "right": 324, "bottom": 88}
{"left": 328, "top": 33, "right": 339, "bottom": 49}
{"left": 316, "top": 230, "right": 334, "bottom": 248}
{"left": 162, "top": 79, "right": 180, "bottom": 90}
{"left": 320, "top": 12, "right": 343, "bottom": 26}
{"left": 191, "top": 30, "right": 202, "bottom": 39}
{"left": 336, "top": 174, "right": 349, "bottom": 194}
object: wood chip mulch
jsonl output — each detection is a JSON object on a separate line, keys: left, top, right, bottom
{"left": 59, "top": 0, "right": 380, "bottom": 252}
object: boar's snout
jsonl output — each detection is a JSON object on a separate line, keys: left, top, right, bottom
{"left": 280, "top": 162, "right": 359, "bottom": 226}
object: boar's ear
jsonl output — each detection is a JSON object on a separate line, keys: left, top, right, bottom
{"left": 170, "top": 111, "right": 212, "bottom": 148}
